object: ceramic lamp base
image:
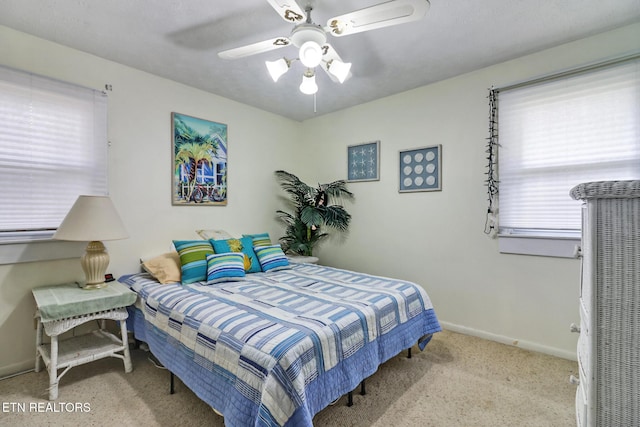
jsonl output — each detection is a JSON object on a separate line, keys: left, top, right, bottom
{"left": 81, "top": 241, "right": 109, "bottom": 289}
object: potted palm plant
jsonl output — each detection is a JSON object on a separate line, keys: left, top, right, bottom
{"left": 275, "top": 170, "right": 354, "bottom": 257}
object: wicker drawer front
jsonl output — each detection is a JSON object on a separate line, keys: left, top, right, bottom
{"left": 577, "top": 301, "right": 590, "bottom": 381}
{"left": 577, "top": 334, "right": 589, "bottom": 387}
{"left": 576, "top": 340, "right": 589, "bottom": 424}
{"left": 578, "top": 298, "right": 589, "bottom": 337}
{"left": 575, "top": 381, "right": 587, "bottom": 427}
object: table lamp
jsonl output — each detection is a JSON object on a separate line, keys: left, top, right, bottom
{"left": 54, "top": 195, "right": 128, "bottom": 289}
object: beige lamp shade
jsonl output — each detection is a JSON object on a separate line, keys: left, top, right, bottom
{"left": 54, "top": 195, "right": 128, "bottom": 241}
{"left": 54, "top": 195, "right": 128, "bottom": 289}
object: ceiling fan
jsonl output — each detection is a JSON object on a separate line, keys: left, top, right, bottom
{"left": 218, "top": 0, "right": 431, "bottom": 95}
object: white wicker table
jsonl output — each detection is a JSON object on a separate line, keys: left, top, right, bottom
{"left": 32, "top": 281, "right": 136, "bottom": 400}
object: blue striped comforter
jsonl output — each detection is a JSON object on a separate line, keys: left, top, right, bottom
{"left": 120, "top": 263, "right": 440, "bottom": 427}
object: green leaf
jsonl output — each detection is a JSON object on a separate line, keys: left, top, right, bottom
{"left": 300, "top": 206, "right": 323, "bottom": 226}
{"left": 274, "top": 170, "right": 353, "bottom": 255}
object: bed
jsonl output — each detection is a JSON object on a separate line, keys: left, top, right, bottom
{"left": 119, "top": 262, "right": 440, "bottom": 427}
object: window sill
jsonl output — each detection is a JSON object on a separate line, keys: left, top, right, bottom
{"left": 0, "top": 239, "right": 86, "bottom": 265}
{"left": 498, "top": 234, "right": 581, "bottom": 258}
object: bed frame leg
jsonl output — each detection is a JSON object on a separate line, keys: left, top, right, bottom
{"left": 407, "top": 347, "right": 412, "bottom": 359}
{"left": 346, "top": 380, "right": 366, "bottom": 407}
{"left": 170, "top": 372, "right": 175, "bottom": 394}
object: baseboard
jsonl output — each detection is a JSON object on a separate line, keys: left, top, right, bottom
{"left": 0, "top": 359, "right": 35, "bottom": 380}
{"left": 439, "top": 321, "right": 577, "bottom": 362}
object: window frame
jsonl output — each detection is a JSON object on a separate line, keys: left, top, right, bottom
{"left": 0, "top": 65, "right": 108, "bottom": 262}
{"left": 493, "top": 53, "right": 640, "bottom": 257}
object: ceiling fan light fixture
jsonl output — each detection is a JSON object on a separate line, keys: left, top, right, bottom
{"left": 266, "top": 58, "right": 290, "bottom": 82}
{"left": 328, "top": 59, "right": 352, "bottom": 84}
{"left": 220, "top": 1, "right": 431, "bottom": 104}
{"left": 299, "top": 70, "right": 318, "bottom": 95}
{"left": 299, "top": 41, "right": 323, "bottom": 68}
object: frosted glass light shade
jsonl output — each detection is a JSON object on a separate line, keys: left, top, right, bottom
{"left": 328, "top": 59, "right": 352, "bottom": 83}
{"left": 299, "top": 73, "right": 318, "bottom": 95}
{"left": 266, "top": 58, "right": 290, "bottom": 82}
{"left": 54, "top": 195, "right": 128, "bottom": 289}
{"left": 299, "top": 41, "right": 323, "bottom": 68}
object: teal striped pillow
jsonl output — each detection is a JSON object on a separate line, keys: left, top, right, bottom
{"left": 254, "top": 244, "right": 290, "bottom": 272}
{"left": 243, "top": 232, "right": 272, "bottom": 247}
{"left": 173, "top": 240, "right": 214, "bottom": 284}
{"left": 210, "top": 237, "right": 261, "bottom": 273}
{"left": 206, "top": 252, "right": 246, "bottom": 284}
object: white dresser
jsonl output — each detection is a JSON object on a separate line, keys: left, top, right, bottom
{"left": 570, "top": 180, "right": 640, "bottom": 427}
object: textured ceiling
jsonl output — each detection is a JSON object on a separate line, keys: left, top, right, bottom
{"left": 1, "top": 0, "right": 639, "bottom": 121}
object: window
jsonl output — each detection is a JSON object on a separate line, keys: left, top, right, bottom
{"left": 495, "top": 56, "right": 640, "bottom": 256}
{"left": 0, "top": 65, "right": 108, "bottom": 244}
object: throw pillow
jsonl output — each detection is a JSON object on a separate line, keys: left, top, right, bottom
{"left": 142, "top": 252, "right": 181, "bottom": 284}
{"left": 210, "top": 237, "right": 261, "bottom": 273}
{"left": 242, "top": 232, "right": 272, "bottom": 247}
{"left": 206, "top": 252, "right": 246, "bottom": 284}
{"left": 173, "top": 240, "right": 214, "bottom": 284}
{"left": 196, "top": 229, "right": 233, "bottom": 240}
{"left": 254, "top": 244, "right": 291, "bottom": 272}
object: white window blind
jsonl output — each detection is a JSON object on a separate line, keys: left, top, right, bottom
{"left": 498, "top": 57, "right": 640, "bottom": 235}
{"left": 0, "top": 65, "right": 108, "bottom": 243}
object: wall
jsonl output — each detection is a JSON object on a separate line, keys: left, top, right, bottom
{"left": 0, "top": 25, "right": 303, "bottom": 376}
{"left": 1, "top": 22, "right": 638, "bottom": 377}
{"left": 302, "top": 23, "right": 640, "bottom": 360}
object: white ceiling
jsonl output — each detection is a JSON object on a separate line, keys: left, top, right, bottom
{"left": 2, "top": 0, "right": 639, "bottom": 121}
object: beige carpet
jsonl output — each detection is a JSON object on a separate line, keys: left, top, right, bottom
{"left": 0, "top": 330, "right": 578, "bottom": 427}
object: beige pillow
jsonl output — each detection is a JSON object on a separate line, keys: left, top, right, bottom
{"left": 142, "top": 252, "right": 181, "bottom": 284}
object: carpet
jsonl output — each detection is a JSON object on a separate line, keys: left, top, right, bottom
{"left": 0, "top": 330, "right": 578, "bottom": 427}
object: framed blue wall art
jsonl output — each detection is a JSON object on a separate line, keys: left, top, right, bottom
{"left": 399, "top": 145, "right": 442, "bottom": 192}
{"left": 347, "top": 141, "right": 380, "bottom": 182}
{"left": 172, "top": 112, "right": 228, "bottom": 205}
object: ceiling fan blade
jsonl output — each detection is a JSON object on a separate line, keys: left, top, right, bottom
{"left": 266, "top": 0, "right": 306, "bottom": 23}
{"left": 327, "top": 0, "right": 430, "bottom": 37}
{"left": 218, "top": 37, "right": 291, "bottom": 60}
{"left": 321, "top": 44, "right": 352, "bottom": 83}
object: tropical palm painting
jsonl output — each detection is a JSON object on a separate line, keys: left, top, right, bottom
{"left": 172, "top": 112, "right": 228, "bottom": 205}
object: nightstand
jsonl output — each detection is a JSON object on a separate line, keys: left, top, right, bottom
{"left": 32, "top": 281, "right": 137, "bottom": 400}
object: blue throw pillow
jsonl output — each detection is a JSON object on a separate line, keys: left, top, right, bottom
{"left": 254, "top": 244, "right": 290, "bottom": 272}
{"left": 242, "top": 232, "right": 272, "bottom": 247}
{"left": 206, "top": 252, "right": 246, "bottom": 284}
{"left": 210, "top": 236, "right": 261, "bottom": 273}
{"left": 173, "top": 240, "right": 214, "bottom": 284}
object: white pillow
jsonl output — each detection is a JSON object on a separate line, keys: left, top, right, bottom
{"left": 196, "top": 229, "right": 233, "bottom": 240}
